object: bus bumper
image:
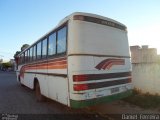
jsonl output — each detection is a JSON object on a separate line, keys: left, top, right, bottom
{"left": 70, "top": 90, "right": 132, "bottom": 108}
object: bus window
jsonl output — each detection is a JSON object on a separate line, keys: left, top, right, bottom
{"left": 37, "top": 42, "right": 42, "bottom": 59}
{"left": 33, "top": 45, "right": 36, "bottom": 60}
{"left": 42, "top": 38, "right": 47, "bottom": 58}
{"left": 57, "top": 26, "right": 67, "bottom": 54}
{"left": 22, "top": 53, "right": 25, "bottom": 64}
{"left": 19, "top": 54, "right": 22, "bottom": 64}
{"left": 25, "top": 51, "right": 27, "bottom": 63}
{"left": 48, "top": 33, "right": 56, "bottom": 56}
{"left": 29, "top": 47, "right": 33, "bottom": 61}
{"left": 27, "top": 49, "right": 30, "bottom": 62}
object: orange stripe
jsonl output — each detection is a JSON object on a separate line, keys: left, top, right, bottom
{"left": 30, "top": 63, "right": 67, "bottom": 69}
{"left": 25, "top": 64, "right": 67, "bottom": 70}
{"left": 20, "top": 57, "right": 67, "bottom": 78}
{"left": 26, "top": 60, "right": 67, "bottom": 68}
{"left": 36, "top": 57, "right": 66, "bottom": 65}
{"left": 48, "top": 60, "right": 67, "bottom": 64}
{"left": 48, "top": 61, "right": 67, "bottom": 66}
{"left": 48, "top": 65, "right": 67, "bottom": 69}
{"left": 25, "top": 60, "right": 66, "bottom": 68}
{"left": 36, "top": 63, "right": 48, "bottom": 67}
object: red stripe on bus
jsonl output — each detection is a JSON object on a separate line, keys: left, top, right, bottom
{"left": 95, "top": 58, "right": 125, "bottom": 70}
{"left": 24, "top": 64, "right": 67, "bottom": 70}
{"left": 73, "top": 78, "right": 131, "bottom": 91}
{"left": 19, "top": 57, "right": 67, "bottom": 78}
{"left": 73, "top": 72, "right": 131, "bottom": 82}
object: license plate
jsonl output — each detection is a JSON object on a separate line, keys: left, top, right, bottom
{"left": 111, "top": 87, "right": 119, "bottom": 94}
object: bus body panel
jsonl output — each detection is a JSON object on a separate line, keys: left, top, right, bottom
{"left": 68, "top": 56, "right": 132, "bottom": 98}
{"left": 68, "top": 20, "right": 130, "bottom": 57}
{"left": 17, "top": 57, "right": 69, "bottom": 106}
{"left": 17, "top": 65, "right": 35, "bottom": 89}
{"left": 67, "top": 18, "right": 132, "bottom": 108}
{"left": 48, "top": 75, "right": 69, "bottom": 105}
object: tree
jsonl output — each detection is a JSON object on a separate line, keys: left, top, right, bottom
{"left": 2, "top": 62, "right": 12, "bottom": 69}
{"left": 13, "top": 44, "right": 29, "bottom": 65}
{"left": 14, "top": 51, "right": 21, "bottom": 59}
{"left": 21, "top": 44, "right": 29, "bottom": 51}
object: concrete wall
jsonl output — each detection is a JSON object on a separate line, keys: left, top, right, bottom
{"left": 130, "top": 45, "right": 158, "bottom": 64}
{"left": 132, "top": 63, "right": 160, "bottom": 94}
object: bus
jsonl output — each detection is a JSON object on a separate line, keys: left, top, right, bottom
{"left": 16, "top": 12, "right": 132, "bottom": 108}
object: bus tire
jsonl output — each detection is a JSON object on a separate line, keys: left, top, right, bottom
{"left": 35, "top": 82, "right": 46, "bottom": 102}
{"left": 18, "top": 76, "right": 25, "bottom": 87}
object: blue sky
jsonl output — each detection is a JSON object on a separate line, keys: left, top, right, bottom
{"left": 0, "top": 0, "right": 160, "bottom": 61}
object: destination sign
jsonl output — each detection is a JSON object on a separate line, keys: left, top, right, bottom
{"left": 74, "top": 15, "right": 127, "bottom": 31}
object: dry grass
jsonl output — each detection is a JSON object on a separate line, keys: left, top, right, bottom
{"left": 123, "top": 89, "right": 160, "bottom": 109}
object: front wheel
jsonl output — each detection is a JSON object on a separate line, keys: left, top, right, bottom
{"left": 35, "top": 82, "right": 46, "bottom": 102}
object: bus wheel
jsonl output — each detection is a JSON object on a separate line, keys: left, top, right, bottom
{"left": 35, "top": 82, "right": 45, "bottom": 102}
{"left": 19, "top": 76, "right": 25, "bottom": 87}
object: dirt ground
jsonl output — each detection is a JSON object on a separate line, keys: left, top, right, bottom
{"left": 1, "top": 71, "right": 159, "bottom": 120}
{"left": 89, "top": 100, "right": 160, "bottom": 114}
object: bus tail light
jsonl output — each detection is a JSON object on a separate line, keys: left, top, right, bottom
{"left": 128, "top": 78, "right": 132, "bottom": 82}
{"left": 73, "top": 75, "right": 89, "bottom": 82}
{"left": 74, "top": 84, "right": 88, "bottom": 91}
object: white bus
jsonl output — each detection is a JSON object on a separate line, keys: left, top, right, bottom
{"left": 16, "top": 12, "right": 132, "bottom": 108}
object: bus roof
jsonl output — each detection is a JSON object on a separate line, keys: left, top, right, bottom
{"left": 58, "top": 12, "right": 126, "bottom": 28}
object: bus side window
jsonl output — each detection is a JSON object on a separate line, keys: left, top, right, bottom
{"left": 20, "top": 54, "right": 23, "bottom": 64}
{"left": 29, "top": 47, "right": 33, "bottom": 62}
{"left": 48, "top": 33, "right": 56, "bottom": 57}
{"left": 37, "top": 42, "right": 42, "bottom": 59}
{"left": 19, "top": 55, "right": 21, "bottom": 64}
{"left": 57, "top": 26, "right": 67, "bottom": 54}
{"left": 42, "top": 38, "right": 47, "bottom": 58}
{"left": 33, "top": 45, "right": 36, "bottom": 60}
{"left": 25, "top": 51, "right": 27, "bottom": 63}
{"left": 22, "top": 53, "right": 25, "bottom": 64}
{"left": 27, "top": 49, "right": 30, "bottom": 62}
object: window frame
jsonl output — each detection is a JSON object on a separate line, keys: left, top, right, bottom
{"left": 48, "top": 32, "right": 57, "bottom": 58}
{"left": 25, "top": 51, "right": 27, "bottom": 63}
{"left": 29, "top": 47, "right": 33, "bottom": 62}
{"left": 47, "top": 23, "right": 68, "bottom": 59}
{"left": 36, "top": 41, "right": 42, "bottom": 60}
{"left": 22, "top": 53, "right": 25, "bottom": 64}
{"left": 27, "top": 49, "right": 30, "bottom": 63}
{"left": 57, "top": 26, "right": 67, "bottom": 54}
{"left": 42, "top": 38, "right": 48, "bottom": 59}
{"left": 33, "top": 45, "right": 37, "bottom": 61}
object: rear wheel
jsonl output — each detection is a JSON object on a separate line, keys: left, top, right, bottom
{"left": 35, "top": 82, "right": 45, "bottom": 102}
{"left": 18, "top": 76, "right": 25, "bottom": 87}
